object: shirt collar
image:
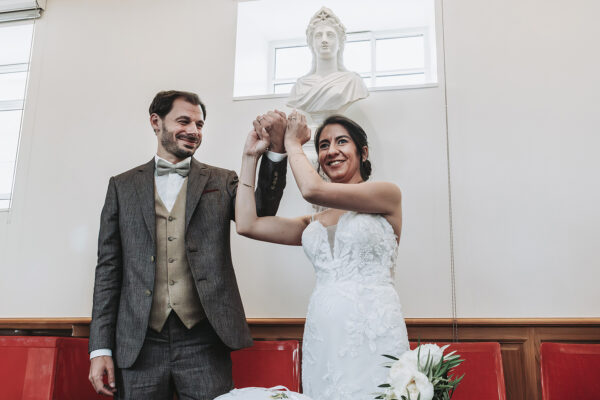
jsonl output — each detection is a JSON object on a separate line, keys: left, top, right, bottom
{"left": 154, "top": 155, "right": 192, "bottom": 168}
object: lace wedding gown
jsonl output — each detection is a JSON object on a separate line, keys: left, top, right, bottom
{"left": 301, "top": 212, "right": 409, "bottom": 400}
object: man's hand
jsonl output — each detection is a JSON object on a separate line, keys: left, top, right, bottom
{"left": 89, "top": 355, "right": 117, "bottom": 396}
{"left": 255, "top": 110, "right": 287, "bottom": 153}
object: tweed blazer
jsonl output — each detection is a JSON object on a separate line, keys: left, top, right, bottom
{"left": 89, "top": 157, "right": 286, "bottom": 368}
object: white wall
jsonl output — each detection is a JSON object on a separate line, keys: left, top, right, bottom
{"left": 0, "top": 0, "right": 598, "bottom": 319}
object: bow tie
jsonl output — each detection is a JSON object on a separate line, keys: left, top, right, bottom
{"left": 156, "top": 159, "right": 190, "bottom": 177}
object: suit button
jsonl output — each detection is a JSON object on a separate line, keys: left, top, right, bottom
{"left": 168, "top": 216, "right": 174, "bottom": 221}
{"left": 274, "top": 171, "right": 278, "bottom": 177}
{"left": 270, "top": 185, "right": 276, "bottom": 190}
{"left": 168, "top": 236, "right": 175, "bottom": 241}
{"left": 169, "top": 280, "right": 175, "bottom": 286}
{"left": 150, "top": 256, "right": 155, "bottom": 262}
{"left": 168, "top": 258, "right": 175, "bottom": 263}
{"left": 145, "top": 289, "right": 152, "bottom": 296}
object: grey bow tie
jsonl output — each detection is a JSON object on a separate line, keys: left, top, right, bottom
{"left": 156, "top": 159, "right": 190, "bottom": 177}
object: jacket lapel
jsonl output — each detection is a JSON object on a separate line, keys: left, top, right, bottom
{"left": 134, "top": 159, "right": 157, "bottom": 245}
{"left": 185, "top": 158, "right": 210, "bottom": 230}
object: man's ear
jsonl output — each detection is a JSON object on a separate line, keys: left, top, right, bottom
{"left": 361, "top": 146, "right": 369, "bottom": 162}
{"left": 150, "top": 113, "right": 161, "bottom": 134}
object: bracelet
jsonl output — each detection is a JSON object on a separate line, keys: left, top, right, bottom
{"left": 241, "top": 182, "right": 254, "bottom": 189}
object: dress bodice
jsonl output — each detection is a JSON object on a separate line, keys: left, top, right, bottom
{"left": 302, "top": 212, "right": 398, "bottom": 286}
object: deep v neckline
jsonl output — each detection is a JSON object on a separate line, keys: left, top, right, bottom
{"left": 312, "top": 212, "right": 352, "bottom": 259}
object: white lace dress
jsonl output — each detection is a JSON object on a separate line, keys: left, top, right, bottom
{"left": 301, "top": 212, "right": 409, "bottom": 400}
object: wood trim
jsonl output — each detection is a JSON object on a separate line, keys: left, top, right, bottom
{"left": 2, "top": 317, "right": 600, "bottom": 327}
{"left": 2, "top": 317, "right": 600, "bottom": 399}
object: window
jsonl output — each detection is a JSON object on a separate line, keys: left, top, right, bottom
{"left": 0, "top": 21, "right": 34, "bottom": 209}
{"left": 234, "top": 0, "right": 437, "bottom": 98}
{"left": 270, "top": 29, "right": 432, "bottom": 94}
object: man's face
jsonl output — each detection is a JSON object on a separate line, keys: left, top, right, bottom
{"left": 151, "top": 98, "right": 204, "bottom": 162}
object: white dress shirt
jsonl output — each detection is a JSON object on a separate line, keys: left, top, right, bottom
{"left": 90, "top": 151, "right": 286, "bottom": 360}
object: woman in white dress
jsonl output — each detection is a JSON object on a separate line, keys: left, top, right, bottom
{"left": 236, "top": 111, "right": 409, "bottom": 400}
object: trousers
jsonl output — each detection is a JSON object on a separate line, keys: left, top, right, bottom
{"left": 115, "top": 313, "right": 233, "bottom": 400}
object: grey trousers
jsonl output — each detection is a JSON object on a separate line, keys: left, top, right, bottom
{"left": 115, "top": 313, "right": 233, "bottom": 400}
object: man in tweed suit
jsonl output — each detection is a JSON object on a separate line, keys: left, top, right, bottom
{"left": 88, "top": 90, "right": 287, "bottom": 399}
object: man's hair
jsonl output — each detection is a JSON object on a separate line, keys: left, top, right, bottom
{"left": 149, "top": 90, "right": 206, "bottom": 120}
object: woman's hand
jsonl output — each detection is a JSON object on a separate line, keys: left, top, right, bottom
{"left": 243, "top": 126, "right": 270, "bottom": 157}
{"left": 285, "top": 111, "right": 311, "bottom": 150}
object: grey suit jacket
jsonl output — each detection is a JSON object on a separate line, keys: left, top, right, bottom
{"left": 89, "top": 157, "right": 286, "bottom": 368}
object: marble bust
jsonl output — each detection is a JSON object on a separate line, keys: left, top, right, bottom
{"left": 287, "top": 7, "right": 369, "bottom": 123}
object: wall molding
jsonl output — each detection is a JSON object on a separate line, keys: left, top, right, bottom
{"left": 1, "top": 318, "right": 599, "bottom": 399}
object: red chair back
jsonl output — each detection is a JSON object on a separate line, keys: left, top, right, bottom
{"left": 540, "top": 342, "right": 600, "bottom": 400}
{"left": 231, "top": 340, "right": 300, "bottom": 391}
{"left": 0, "top": 336, "right": 104, "bottom": 400}
{"left": 410, "top": 341, "right": 506, "bottom": 400}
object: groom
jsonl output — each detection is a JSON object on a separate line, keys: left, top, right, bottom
{"left": 88, "top": 90, "right": 287, "bottom": 399}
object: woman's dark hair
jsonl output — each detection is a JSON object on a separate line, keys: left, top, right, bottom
{"left": 314, "top": 115, "right": 372, "bottom": 181}
{"left": 149, "top": 90, "right": 206, "bottom": 120}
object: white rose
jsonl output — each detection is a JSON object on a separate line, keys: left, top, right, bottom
{"left": 414, "top": 344, "right": 445, "bottom": 370}
{"left": 389, "top": 364, "right": 434, "bottom": 400}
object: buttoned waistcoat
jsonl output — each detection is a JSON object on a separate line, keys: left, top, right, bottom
{"left": 89, "top": 157, "right": 286, "bottom": 368}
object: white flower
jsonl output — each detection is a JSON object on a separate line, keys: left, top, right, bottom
{"left": 389, "top": 364, "right": 434, "bottom": 400}
{"left": 414, "top": 344, "right": 446, "bottom": 370}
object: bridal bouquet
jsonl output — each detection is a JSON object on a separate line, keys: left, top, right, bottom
{"left": 374, "top": 344, "right": 464, "bottom": 400}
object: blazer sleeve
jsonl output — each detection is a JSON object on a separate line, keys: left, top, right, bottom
{"left": 89, "top": 177, "right": 123, "bottom": 353}
{"left": 228, "top": 156, "right": 287, "bottom": 219}
{"left": 254, "top": 156, "right": 287, "bottom": 217}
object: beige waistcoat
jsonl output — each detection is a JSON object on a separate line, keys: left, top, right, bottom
{"left": 149, "top": 180, "right": 205, "bottom": 332}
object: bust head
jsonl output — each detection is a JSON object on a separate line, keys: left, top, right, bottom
{"left": 306, "top": 7, "right": 347, "bottom": 73}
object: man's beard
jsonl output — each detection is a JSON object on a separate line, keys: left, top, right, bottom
{"left": 159, "top": 123, "right": 199, "bottom": 159}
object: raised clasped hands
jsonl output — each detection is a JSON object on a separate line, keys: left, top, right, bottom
{"left": 255, "top": 110, "right": 287, "bottom": 153}
{"left": 243, "top": 124, "right": 271, "bottom": 158}
{"left": 285, "top": 110, "right": 311, "bottom": 151}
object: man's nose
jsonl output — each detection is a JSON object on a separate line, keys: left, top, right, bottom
{"left": 186, "top": 124, "right": 199, "bottom": 135}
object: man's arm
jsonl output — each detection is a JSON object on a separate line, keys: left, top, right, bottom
{"left": 254, "top": 110, "right": 288, "bottom": 216}
{"left": 88, "top": 176, "right": 122, "bottom": 396}
{"left": 255, "top": 155, "right": 287, "bottom": 216}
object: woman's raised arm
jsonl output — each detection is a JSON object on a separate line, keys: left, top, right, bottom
{"left": 235, "top": 125, "right": 309, "bottom": 246}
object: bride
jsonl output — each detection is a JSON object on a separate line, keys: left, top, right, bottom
{"left": 234, "top": 111, "right": 409, "bottom": 400}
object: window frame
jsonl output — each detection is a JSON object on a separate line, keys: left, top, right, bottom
{"left": 267, "top": 26, "right": 433, "bottom": 95}
{"left": 0, "top": 20, "right": 34, "bottom": 211}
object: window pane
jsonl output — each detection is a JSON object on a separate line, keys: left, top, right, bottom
{"left": 344, "top": 40, "right": 371, "bottom": 74}
{"left": 275, "top": 46, "right": 311, "bottom": 80}
{"left": 0, "top": 71, "right": 28, "bottom": 101}
{"left": 0, "top": 23, "right": 34, "bottom": 65}
{"left": 375, "top": 73, "right": 426, "bottom": 86}
{"left": 376, "top": 36, "right": 425, "bottom": 71}
{"left": 273, "top": 82, "right": 295, "bottom": 94}
{"left": 0, "top": 110, "right": 22, "bottom": 199}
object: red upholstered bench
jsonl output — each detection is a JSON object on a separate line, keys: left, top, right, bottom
{"left": 541, "top": 342, "right": 600, "bottom": 400}
{"left": 409, "top": 341, "right": 506, "bottom": 400}
{"left": 231, "top": 340, "right": 300, "bottom": 391}
{"left": 0, "top": 336, "right": 103, "bottom": 400}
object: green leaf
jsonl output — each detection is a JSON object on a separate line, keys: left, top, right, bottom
{"left": 382, "top": 354, "right": 399, "bottom": 361}
{"left": 379, "top": 384, "right": 392, "bottom": 388}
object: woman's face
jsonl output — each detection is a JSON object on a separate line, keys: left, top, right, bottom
{"left": 317, "top": 123, "right": 365, "bottom": 183}
{"left": 312, "top": 24, "right": 339, "bottom": 60}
